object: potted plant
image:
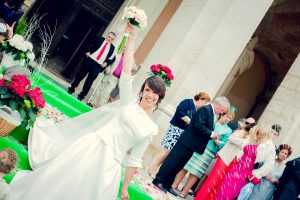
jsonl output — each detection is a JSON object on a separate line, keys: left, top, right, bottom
{"left": 0, "top": 74, "right": 45, "bottom": 131}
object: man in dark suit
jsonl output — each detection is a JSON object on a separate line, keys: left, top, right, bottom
{"left": 274, "top": 157, "right": 300, "bottom": 200}
{"left": 152, "top": 97, "right": 230, "bottom": 196}
{"left": 68, "top": 31, "right": 116, "bottom": 101}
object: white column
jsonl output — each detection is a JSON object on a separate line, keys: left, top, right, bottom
{"left": 260, "top": 54, "right": 300, "bottom": 160}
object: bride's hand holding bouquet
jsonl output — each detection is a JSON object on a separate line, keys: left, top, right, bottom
{"left": 117, "top": 6, "right": 147, "bottom": 54}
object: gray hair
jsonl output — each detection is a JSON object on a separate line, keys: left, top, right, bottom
{"left": 108, "top": 31, "right": 116, "bottom": 37}
{"left": 214, "top": 96, "right": 230, "bottom": 108}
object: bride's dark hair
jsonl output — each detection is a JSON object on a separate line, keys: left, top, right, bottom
{"left": 139, "top": 75, "right": 166, "bottom": 105}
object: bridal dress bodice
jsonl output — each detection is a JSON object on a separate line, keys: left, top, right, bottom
{"left": 97, "top": 103, "right": 158, "bottom": 167}
{"left": 10, "top": 71, "right": 159, "bottom": 200}
{"left": 28, "top": 72, "right": 158, "bottom": 169}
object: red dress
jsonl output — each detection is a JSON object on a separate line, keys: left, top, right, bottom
{"left": 214, "top": 144, "right": 258, "bottom": 200}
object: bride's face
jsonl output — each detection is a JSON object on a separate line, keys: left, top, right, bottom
{"left": 140, "top": 83, "right": 159, "bottom": 109}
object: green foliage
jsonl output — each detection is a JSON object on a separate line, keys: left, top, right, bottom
{"left": 15, "top": 18, "right": 28, "bottom": 36}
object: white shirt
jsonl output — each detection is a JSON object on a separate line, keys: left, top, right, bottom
{"left": 90, "top": 41, "right": 112, "bottom": 64}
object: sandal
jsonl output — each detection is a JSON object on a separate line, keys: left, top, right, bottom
{"left": 178, "top": 192, "right": 188, "bottom": 199}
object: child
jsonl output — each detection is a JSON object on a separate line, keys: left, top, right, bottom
{"left": 0, "top": 148, "right": 18, "bottom": 200}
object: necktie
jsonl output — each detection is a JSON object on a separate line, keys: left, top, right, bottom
{"left": 96, "top": 42, "right": 108, "bottom": 60}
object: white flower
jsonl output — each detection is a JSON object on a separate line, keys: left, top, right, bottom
{"left": 26, "top": 51, "right": 35, "bottom": 60}
{"left": 24, "top": 41, "right": 33, "bottom": 52}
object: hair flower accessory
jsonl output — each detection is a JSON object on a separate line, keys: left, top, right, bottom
{"left": 149, "top": 64, "right": 174, "bottom": 87}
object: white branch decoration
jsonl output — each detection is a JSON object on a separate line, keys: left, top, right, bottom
{"left": 31, "top": 21, "right": 57, "bottom": 82}
{"left": 24, "top": 13, "right": 46, "bottom": 41}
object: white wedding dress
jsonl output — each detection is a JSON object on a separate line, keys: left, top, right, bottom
{"left": 9, "top": 73, "right": 158, "bottom": 200}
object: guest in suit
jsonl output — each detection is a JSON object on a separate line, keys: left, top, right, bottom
{"left": 68, "top": 32, "right": 116, "bottom": 101}
{"left": 273, "top": 157, "right": 300, "bottom": 200}
{"left": 148, "top": 92, "right": 211, "bottom": 178}
{"left": 152, "top": 97, "right": 230, "bottom": 196}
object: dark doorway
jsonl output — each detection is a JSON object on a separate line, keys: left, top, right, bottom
{"left": 54, "top": 8, "right": 106, "bottom": 80}
{"left": 27, "top": 0, "right": 125, "bottom": 82}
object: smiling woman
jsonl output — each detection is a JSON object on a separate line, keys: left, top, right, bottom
{"left": 9, "top": 22, "right": 166, "bottom": 200}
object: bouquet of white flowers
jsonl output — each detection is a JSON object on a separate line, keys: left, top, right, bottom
{"left": 0, "top": 34, "right": 35, "bottom": 65}
{"left": 117, "top": 6, "right": 147, "bottom": 54}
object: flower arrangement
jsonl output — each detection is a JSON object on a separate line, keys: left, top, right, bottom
{"left": 149, "top": 64, "right": 174, "bottom": 87}
{"left": 117, "top": 6, "right": 147, "bottom": 54}
{"left": 0, "top": 74, "right": 45, "bottom": 129}
{"left": 0, "top": 34, "right": 35, "bottom": 65}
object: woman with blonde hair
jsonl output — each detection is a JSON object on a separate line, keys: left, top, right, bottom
{"left": 149, "top": 92, "right": 210, "bottom": 177}
{"left": 195, "top": 117, "right": 256, "bottom": 200}
{"left": 215, "top": 123, "right": 276, "bottom": 200}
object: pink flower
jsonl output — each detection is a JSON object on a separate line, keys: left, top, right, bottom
{"left": 150, "top": 65, "right": 160, "bottom": 73}
{"left": 0, "top": 79, "right": 5, "bottom": 87}
{"left": 167, "top": 73, "right": 174, "bottom": 80}
{"left": 162, "top": 66, "right": 171, "bottom": 74}
{"left": 9, "top": 81, "right": 27, "bottom": 97}
{"left": 28, "top": 87, "right": 46, "bottom": 108}
{"left": 11, "top": 75, "right": 31, "bottom": 89}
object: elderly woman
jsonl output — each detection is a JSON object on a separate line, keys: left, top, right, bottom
{"left": 249, "top": 144, "right": 292, "bottom": 200}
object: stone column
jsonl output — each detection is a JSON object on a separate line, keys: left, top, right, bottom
{"left": 260, "top": 53, "right": 300, "bottom": 160}
{"left": 141, "top": 0, "right": 274, "bottom": 166}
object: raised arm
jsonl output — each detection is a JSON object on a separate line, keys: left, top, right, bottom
{"left": 122, "top": 23, "right": 136, "bottom": 76}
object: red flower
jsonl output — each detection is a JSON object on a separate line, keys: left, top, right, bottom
{"left": 0, "top": 79, "right": 5, "bottom": 87}
{"left": 167, "top": 73, "right": 174, "bottom": 80}
{"left": 11, "top": 75, "right": 31, "bottom": 89}
{"left": 162, "top": 66, "right": 171, "bottom": 74}
{"left": 150, "top": 65, "right": 160, "bottom": 73}
{"left": 28, "top": 87, "right": 45, "bottom": 108}
{"left": 9, "top": 81, "right": 27, "bottom": 97}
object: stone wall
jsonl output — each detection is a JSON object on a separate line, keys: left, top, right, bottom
{"left": 260, "top": 54, "right": 300, "bottom": 160}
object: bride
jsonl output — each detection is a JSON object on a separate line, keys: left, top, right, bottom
{"left": 9, "top": 23, "right": 166, "bottom": 200}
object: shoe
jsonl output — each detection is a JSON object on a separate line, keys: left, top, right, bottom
{"left": 167, "top": 188, "right": 178, "bottom": 196}
{"left": 67, "top": 87, "right": 74, "bottom": 94}
{"left": 77, "top": 96, "right": 83, "bottom": 101}
{"left": 178, "top": 192, "right": 188, "bottom": 198}
{"left": 152, "top": 181, "right": 167, "bottom": 193}
{"left": 189, "top": 190, "right": 196, "bottom": 196}
{"left": 87, "top": 102, "right": 94, "bottom": 107}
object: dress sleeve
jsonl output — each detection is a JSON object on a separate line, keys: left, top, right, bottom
{"left": 125, "top": 134, "right": 154, "bottom": 168}
{"left": 229, "top": 130, "right": 245, "bottom": 146}
{"left": 119, "top": 72, "right": 135, "bottom": 105}
{"left": 252, "top": 142, "right": 275, "bottom": 179}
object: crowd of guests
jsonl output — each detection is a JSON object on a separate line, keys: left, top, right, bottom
{"left": 149, "top": 94, "right": 299, "bottom": 200}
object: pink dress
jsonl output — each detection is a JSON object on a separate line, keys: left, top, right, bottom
{"left": 215, "top": 144, "right": 258, "bottom": 200}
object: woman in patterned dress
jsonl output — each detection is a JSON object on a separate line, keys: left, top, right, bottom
{"left": 172, "top": 108, "right": 235, "bottom": 198}
{"left": 215, "top": 123, "right": 275, "bottom": 200}
{"left": 149, "top": 93, "right": 210, "bottom": 177}
{"left": 249, "top": 144, "right": 292, "bottom": 200}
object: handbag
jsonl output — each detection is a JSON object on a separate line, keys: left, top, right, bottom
{"left": 237, "top": 182, "right": 254, "bottom": 200}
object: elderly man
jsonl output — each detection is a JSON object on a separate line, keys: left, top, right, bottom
{"left": 68, "top": 31, "right": 116, "bottom": 101}
{"left": 152, "top": 96, "right": 230, "bottom": 196}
